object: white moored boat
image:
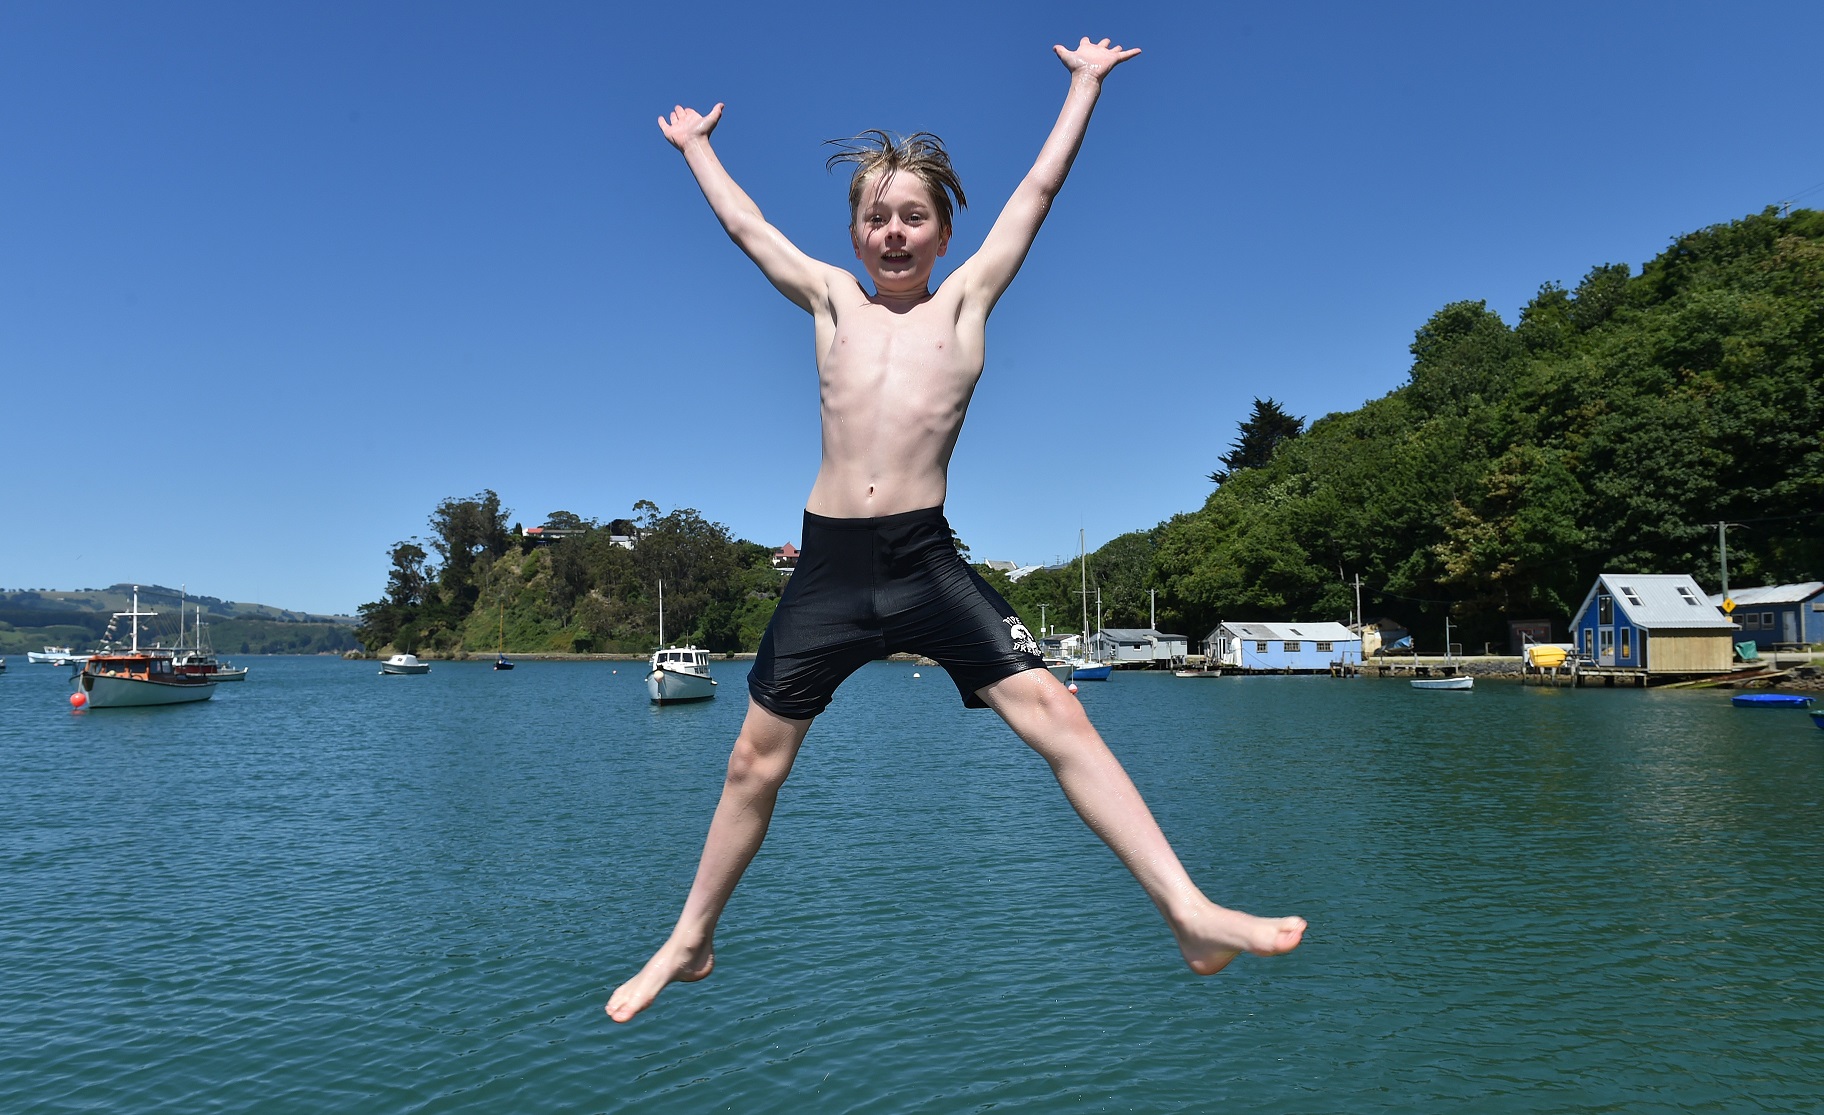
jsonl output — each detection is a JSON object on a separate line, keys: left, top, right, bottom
{"left": 29, "top": 646, "right": 90, "bottom": 666}
{"left": 71, "top": 589, "right": 215, "bottom": 708}
{"left": 1411, "top": 675, "right": 1473, "bottom": 690}
{"left": 172, "top": 603, "right": 248, "bottom": 681}
{"left": 646, "top": 577, "right": 716, "bottom": 703}
{"left": 380, "top": 653, "right": 431, "bottom": 675}
{"left": 648, "top": 646, "right": 717, "bottom": 703}
{"left": 1065, "top": 530, "right": 1113, "bottom": 681}
{"left": 1411, "top": 618, "right": 1473, "bottom": 690}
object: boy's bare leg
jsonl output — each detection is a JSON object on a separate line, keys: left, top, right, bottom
{"left": 977, "top": 670, "right": 1306, "bottom": 973}
{"left": 607, "top": 698, "right": 813, "bottom": 1023}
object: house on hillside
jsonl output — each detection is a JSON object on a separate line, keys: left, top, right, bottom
{"left": 772, "top": 542, "right": 800, "bottom": 573}
{"left": 1086, "top": 628, "right": 1189, "bottom": 667}
{"left": 1205, "top": 621, "right": 1361, "bottom": 671}
{"left": 1706, "top": 582, "right": 1824, "bottom": 650}
{"left": 1569, "top": 573, "right": 1737, "bottom": 673}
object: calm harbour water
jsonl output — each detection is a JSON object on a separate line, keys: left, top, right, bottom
{"left": 3, "top": 657, "right": 1822, "bottom": 1112}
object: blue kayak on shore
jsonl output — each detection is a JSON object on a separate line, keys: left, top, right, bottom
{"left": 1732, "top": 693, "right": 1814, "bottom": 708}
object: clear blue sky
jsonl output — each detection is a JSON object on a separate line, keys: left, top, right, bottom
{"left": 4, "top": 1, "right": 1819, "bottom": 616}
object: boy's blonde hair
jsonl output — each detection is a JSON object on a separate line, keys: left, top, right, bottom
{"left": 825, "top": 130, "right": 968, "bottom": 233}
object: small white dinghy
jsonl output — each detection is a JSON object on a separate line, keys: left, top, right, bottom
{"left": 1411, "top": 675, "right": 1473, "bottom": 690}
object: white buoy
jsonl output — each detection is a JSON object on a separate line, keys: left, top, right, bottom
{"left": 1068, "top": 682, "right": 1079, "bottom": 694}
{"left": 912, "top": 672, "right": 921, "bottom": 678}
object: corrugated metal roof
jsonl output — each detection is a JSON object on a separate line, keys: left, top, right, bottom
{"left": 1217, "top": 621, "right": 1357, "bottom": 642}
{"left": 1591, "top": 574, "right": 1735, "bottom": 630}
{"left": 1095, "top": 628, "right": 1188, "bottom": 643}
{"left": 1705, "top": 582, "right": 1824, "bottom": 607}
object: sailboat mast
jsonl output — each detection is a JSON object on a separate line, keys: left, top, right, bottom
{"left": 658, "top": 577, "right": 665, "bottom": 647}
{"left": 1079, "top": 529, "right": 1089, "bottom": 650}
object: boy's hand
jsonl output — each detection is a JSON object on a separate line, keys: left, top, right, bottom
{"left": 1053, "top": 37, "right": 1141, "bottom": 81}
{"left": 658, "top": 103, "right": 724, "bottom": 150}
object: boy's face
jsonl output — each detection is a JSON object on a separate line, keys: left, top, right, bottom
{"left": 850, "top": 170, "right": 950, "bottom": 294}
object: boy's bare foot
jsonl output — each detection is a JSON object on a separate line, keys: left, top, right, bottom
{"left": 606, "top": 936, "right": 714, "bottom": 1023}
{"left": 1172, "top": 903, "right": 1307, "bottom": 975}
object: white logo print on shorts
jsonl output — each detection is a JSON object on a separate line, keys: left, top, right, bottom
{"left": 1003, "top": 616, "right": 1039, "bottom": 656}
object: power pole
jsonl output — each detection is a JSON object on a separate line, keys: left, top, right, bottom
{"left": 1718, "top": 521, "right": 1732, "bottom": 598}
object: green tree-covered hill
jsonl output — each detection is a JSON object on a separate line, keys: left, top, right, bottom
{"left": 0, "top": 585, "right": 359, "bottom": 656}
{"left": 1151, "top": 207, "right": 1823, "bottom": 647}
{"left": 356, "top": 498, "right": 784, "bottom": 656}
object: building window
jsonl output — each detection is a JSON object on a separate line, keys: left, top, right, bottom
{"left": 1284, "top": 641, "right": 1301, "bottom": 652}
{"left": 1742, "top": 614, "right": 1760, "bottom": 629}
{"left": 1584, "top": 629, "right": 1594, "bottom": 655}
{"left": 1620, "top": 628, "right": 1631, "bottom": 659}
{"left": 1676, "top": 586, "right": 1700, "bottom": 605}
{"left": 1316, "top": 642, "right": 1333, "bottom": 652}
{"left": 1600, "top": 629, "right": 1614, "bottom": 655}
{"left": 1761, "top": 612, "right": 1774, "bottom": 627}
{"left": 1255, "top": 641, "right": 1269, "bottom": 654}
{"left": 1621, "top": 587, "right": 1642, "bottom": 606}
{"left": 1598, "top": 595, "right": 1613, "bottom": 624}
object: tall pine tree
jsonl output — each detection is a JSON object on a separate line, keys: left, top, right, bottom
{"left": 1209, "top": 397, "right": 1305, "bottom": 484}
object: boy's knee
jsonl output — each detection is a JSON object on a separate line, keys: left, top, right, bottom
{"left": 995, "top": 670, "right": 1087, "bottom": 728}
{"left": 726, "top": 733, "right": 791, "bottom": 787}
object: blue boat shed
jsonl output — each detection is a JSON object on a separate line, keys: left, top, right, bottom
{"left": 1705, "top": 582, "right": 1824, "bottom": 650}
{"left": 1206, "top": 621, "right": 1360, "bottom": 671}
{"left": 1570, "top": 573, "right": 1736, "bottom": 674}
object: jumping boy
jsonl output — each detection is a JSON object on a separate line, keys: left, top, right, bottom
{"left": 609, "top": 37, "right": 1305, "bottom": 1024}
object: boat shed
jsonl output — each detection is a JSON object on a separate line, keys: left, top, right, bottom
{"left": 1569, "top": 573, "right": 1737, "bottom": 673}
{"left": 1205, "top": 621, "right": 1361, "bottom": 671}
{"left": 1087, "top": 628, "right": 1189, "bottom": 666}
{"left": 1705, "top": 582, "right": 1824, "bottom": 650}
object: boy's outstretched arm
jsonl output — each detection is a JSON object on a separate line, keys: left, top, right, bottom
{"left": 956, "top": 38, "right": 1141, "bottom": 315}
{"left": 658, "top": 104, "right": 842, "bottom": 314}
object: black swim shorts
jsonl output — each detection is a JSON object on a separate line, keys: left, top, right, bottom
{"left": 748, "top": 506, "right": 1047, "bottom": 719}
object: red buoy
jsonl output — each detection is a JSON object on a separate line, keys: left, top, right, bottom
{"left": 70, "top": 691, "right": 87, "bottom": 708}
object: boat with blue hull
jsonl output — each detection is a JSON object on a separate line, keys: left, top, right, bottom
{"left": 1731, "top": 693, "right": 1813, "bottom": 708}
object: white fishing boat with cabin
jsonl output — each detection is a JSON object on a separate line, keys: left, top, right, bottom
{"left": 171, "top": 602, "right": 248, "bottom": 682}
{"left": 71, "top": 588, "right": 216, "bottom": 708}
{"left": 380, "top": 653, "right": 431, "bottom": 675}
{"left": 647, "top": 577, "right": 716, "bottom": 703}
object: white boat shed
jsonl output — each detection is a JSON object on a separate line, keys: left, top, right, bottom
{"left": 1205, "top": 621, "right": 1361, "bottom": 671}
{"left": 1086, "top": 628, "right": 1190, "bottom": 666}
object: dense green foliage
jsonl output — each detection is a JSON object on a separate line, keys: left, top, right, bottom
{"left": 356, "top": 497, "right": 783, "bottom": 655}
{"left": 1149, "top": 207, "right": 1824, "bottom": 646}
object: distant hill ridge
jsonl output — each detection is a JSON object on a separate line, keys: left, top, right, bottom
{"left": 0, "top": 584, "right": 354, "bottom": 625}
{"left": 0, "top": 585, "right": 361, "bottom": 656}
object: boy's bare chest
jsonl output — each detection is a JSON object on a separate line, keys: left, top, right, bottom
{"left": 822, "top": 303, "right": 981, "bottom": 383}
